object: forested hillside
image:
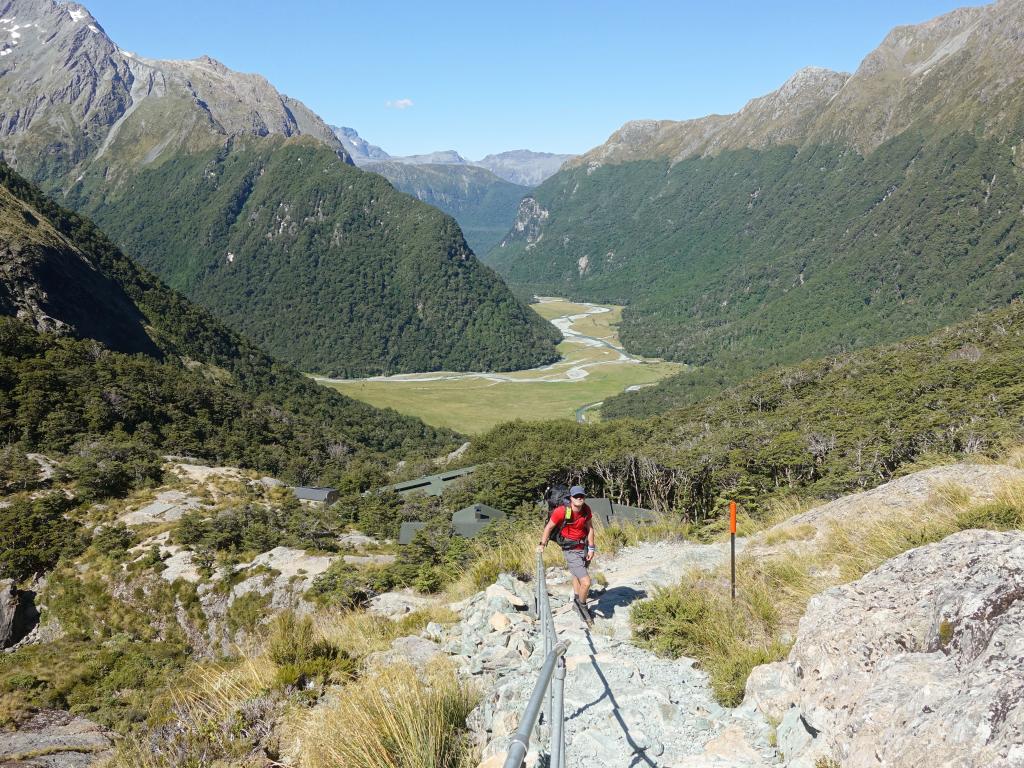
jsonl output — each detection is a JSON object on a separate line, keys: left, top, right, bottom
{"left": 66, "top": 136, "right": 559, "bottom": 376}
{"left": 464, "top": 302, "right": 1024, "bottom": 521}
{"left": 363, "top": 160, "right": 530, "bottom": 256}
{"left": 0, "top": 163, "right": 456, "bottom": 485}
{"left": 0, "top": 0, "right": 558, "bottom": 376}
{"left": 488, "top": 2, "right": 1024, "bottom": 407}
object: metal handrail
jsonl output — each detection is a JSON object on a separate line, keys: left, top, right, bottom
{"left": 502, "top": 552, "right": 569, "bottom": 768}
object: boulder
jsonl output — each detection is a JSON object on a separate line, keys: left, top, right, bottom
{"left": 0, "top": 710, "right": 114, "bottom": 767}
{"left": 0, "top": 580, "right": 17, "bottom": 648}
{"left": 749, "top": 529, "right": 1024, "bottom": 767}
{"left": 367, "top": 589, "right": 437, "bottom": 620}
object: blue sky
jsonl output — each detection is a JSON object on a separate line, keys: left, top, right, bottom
{"left": 84, "top": 0, "right": 979, "bottom": 159}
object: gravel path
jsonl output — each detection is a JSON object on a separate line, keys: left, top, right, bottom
{"left": 540, "top": 539, "right": 777, "bottom": 768}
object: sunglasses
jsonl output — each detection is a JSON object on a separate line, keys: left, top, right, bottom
{"left": 571, "top": 494, "right": 585, "bottom": 499}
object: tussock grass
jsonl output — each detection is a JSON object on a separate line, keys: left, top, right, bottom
{"left": 108, "top": 656, "right": 277, "bottom": 767}
{"left": 0, "top": 692, "right": 27, "bottom": 730}
{"left": 633, "top": 480, "right": 1024, "bottom": 706}
{"left": 447, "top": 524, "right": 562, "bottom": 599}
{"left": 314, "top": 605, "right": 458, "bottom": 655}
{"left": 761, "top": 522, "right": 816, "bottom": 547}
{"left": 267, "top": 611, "right": 356, "bottom": 688}
{"left": 594, "top": 515, "right": 691, "bottom": 555}
{"left": 292, "top": 660, "right": 478, "bottom": 768}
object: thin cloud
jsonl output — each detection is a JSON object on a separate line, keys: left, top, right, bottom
{"left": 385, "top": 98, "right": 414, "bottom": 110}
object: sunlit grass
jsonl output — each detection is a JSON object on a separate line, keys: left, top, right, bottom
{"left": 317, "top": 299, "right": 681, "bottom": 433}
{"left": 632, "top": 480, "right": 1024, "bottom": 706}
{"left": 290, "top": 659, "right": 478, "bottom": 768}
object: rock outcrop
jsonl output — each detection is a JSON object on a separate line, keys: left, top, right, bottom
{"left": 745, "top": 529, "right": 1024, "bottom": 767}
{"left": 0, "top": 709, "right": 114, "bottom": 767}
{"left": 0, "top": 579, "right": 17, "bottom": 648}
{"left": 0, "top": 578, "right": 38, "bottom": 650}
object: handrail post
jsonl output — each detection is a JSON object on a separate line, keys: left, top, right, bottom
{"left": 551, "top": 655, "right": 566, "bottom": 768}
{"left": 502, "top": 642, "right": 568, "bottom": 768}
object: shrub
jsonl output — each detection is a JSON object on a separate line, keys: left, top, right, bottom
{"left": 92, "top": 524, "right": 137, "bottom": 557}
{"left": 64, "top": 437, "right": 163, "bottom": 501}
{"left": 293, "top": 660, "right": 477, "bottom": 768}
{"left": 0, "top": 493, "right": 84, "bottom": 581}
{"left": 266, "top": 612, "right": 355, "bottom": 688}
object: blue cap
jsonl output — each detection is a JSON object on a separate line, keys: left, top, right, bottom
{"left": 569, "top": 485, "right": 586, "bottom": 497}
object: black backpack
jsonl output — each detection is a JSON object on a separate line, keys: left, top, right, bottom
{"left": 545, "top": 485, "right": 587, "bottom": 549}
{"left": 545, "top": 484, "right": 569, "bottom": 513}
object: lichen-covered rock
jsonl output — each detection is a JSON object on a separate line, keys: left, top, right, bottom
{"left": 748, "top": 529, "right": 1024, "bottom": 768}
{"left": 0, "top": 710, "right": 114, "bottom": 767}
{"left": 0, "top": 579, "right": 17, "bottom": 648}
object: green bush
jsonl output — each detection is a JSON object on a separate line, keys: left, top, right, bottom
{"left": 266, "top": 612, "right": 356, "bottom": 688}
{"left": 0, "top": 494, "right": 84, "bottom": 581}
{"left": 64, "top": 437, "right": 162, "bottom": 501}
{"left": 92, "top": 524, "right": 137, "bottom": 558}
{"left": 175, "top": 500, "right": 340, "bottom": 555}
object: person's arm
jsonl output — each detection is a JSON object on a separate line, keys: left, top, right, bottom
{"left": 537, "top": 510, "right": 562, "bottom": 552}
{"left": 585, "top": 521, "right": 596, "bottom": 562}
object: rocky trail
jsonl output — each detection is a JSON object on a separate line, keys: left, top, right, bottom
{"left": 446, "top": 463, "right": 1024, "bottom": 768}
{"left": 540, "top": 560, "right": 776, "bottom": 767}
{"left": 460, "top": 538, "right": 777, "bottom": 768}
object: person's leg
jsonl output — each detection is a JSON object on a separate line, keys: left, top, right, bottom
{"left": 565, "top": 551, "right": 588, "bottom": 602}
{"left": 579, "top": 574, "right": 591, "bottom": 604}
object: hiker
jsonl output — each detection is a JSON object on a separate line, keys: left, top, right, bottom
{"left": 538, "top": 484, "right": 596, "bottom": 613}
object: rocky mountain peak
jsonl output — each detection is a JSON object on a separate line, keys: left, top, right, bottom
{"left": 0, "top": 0, "right": 346, "bottom": 184}
{"left": 332, "top": 125, "right": 391, "bottom": 165}
{"left": 570, "top": 0, "right": 1024, "bottom": 165}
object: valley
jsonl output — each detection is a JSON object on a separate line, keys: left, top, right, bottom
{"left": 316, "top": 298, "right": 682, "bottom": 433}
{"left": 3, "top": 2, "right": 1024, "bottom": 768}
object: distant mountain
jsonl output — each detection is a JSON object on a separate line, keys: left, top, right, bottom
{"left": 0, "top": 162, "right": 456, "bottom": 480}
{"left": 489, "top": 0, "right": 1024, "bottom": 405}
{"left": 394, "top": 150, "right": 469, "bottom": 166}
{"left": 475, "top": 150, "right": 574, "bottom": 187}
{"left": 333, "top": 126, "right": 391, "bottom": 163}
{"left": 332, "top": 128, "right": 570, "bottom": 254}
{"left": 0, "top": 0, "right": 559, "bottom": 376}
{"left": 364, "top": 160, "right": 530, "bottom": 256}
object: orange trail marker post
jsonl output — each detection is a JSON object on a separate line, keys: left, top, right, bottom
{"left": 730, "top": 500, "right": 737, "bottom": 601}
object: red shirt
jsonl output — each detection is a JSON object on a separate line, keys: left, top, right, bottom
{"left": 549, "top": 503, "right": 592, "bottom": 547}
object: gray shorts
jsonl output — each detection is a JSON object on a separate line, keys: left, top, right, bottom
{"left": 563, "top": 548, "right": 589, "bottom": 579}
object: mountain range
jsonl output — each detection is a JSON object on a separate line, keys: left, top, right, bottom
{"left": 0, "top": 161, "right": 456, "bottom": 482}
{"left": 487, "top": 0, "right": 1024, "bottom": 412}
{"left": 332, "top": 126, "right": 573, "bottom": 254}
{"left": 333, "top": 127, "right": 574, "bottom": 186}
{"left": 0, "top": 0, "right": 559, "bottom": 376}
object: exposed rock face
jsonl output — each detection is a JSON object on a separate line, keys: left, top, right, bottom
{"left": 570, "top": 1, "right": 1024, "bottom": 167}
{"left": 744, "top": 463, "right": 1024, "bottom": 558}
{"left": 331, "top": 125, "right": 390, "bottom": 165}
{"left": 0, "top": 186, "right": 160, "bottom": 356}
{"left": 332, "top": 127, "right": 572, "bottom": 185}
{"left": 746, "top": 529, "right": 1024, "bottom": 768}
{"left": 568, "top": 67, "right": 850, "bottom": 168}
{"left": 0, "top": 579, "right": 17, "bottom": 648}
{"left": 1, "top": 579, "right": 39, "bottom": 650}
{"left": 0, "top": 709, "right": 114, "bottom": 767}
{"left": 501, "top": 197, "right": 549, "bottom": 249}
{"left": 0, "top": 0, "right": 346, "bottom": 183}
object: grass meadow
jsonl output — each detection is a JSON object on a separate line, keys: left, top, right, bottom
{"left": 318, "top": 300, "right": 681, "bottom": 433}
